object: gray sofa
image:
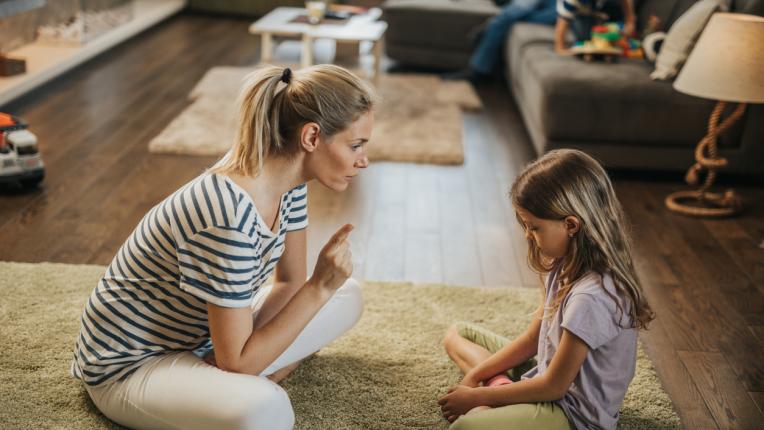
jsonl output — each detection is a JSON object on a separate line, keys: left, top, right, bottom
{"left": 383, "top": 0, "right": 764, "bottom": 174}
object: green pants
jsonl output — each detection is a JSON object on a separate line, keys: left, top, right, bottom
{"left": 450, "top": 323, "right": 573, "bottom": 430}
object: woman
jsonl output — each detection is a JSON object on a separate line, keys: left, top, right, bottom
{"left": 71, "top": 64, "right": 377, "bottom": 429}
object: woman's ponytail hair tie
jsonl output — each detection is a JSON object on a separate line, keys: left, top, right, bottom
{"left": 280, "top": 67, "right": 292, "bottom": 84}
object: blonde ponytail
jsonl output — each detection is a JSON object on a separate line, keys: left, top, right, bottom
{"left": 211, "top": 64, "right": 376, "bottom": 176}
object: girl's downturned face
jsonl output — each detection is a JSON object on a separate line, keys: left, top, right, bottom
{"left": 516, "top": 207, "right": 572, "bottom": 259}
{"left": 309, "top": 111, "right": 373, "bottom": 192}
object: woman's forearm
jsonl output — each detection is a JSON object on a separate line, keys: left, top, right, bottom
{"left": 253, "top": 281, "right": 304, "bottom": 330}
{"left": 225, "top": 280, "right": 333, "bottom": 375}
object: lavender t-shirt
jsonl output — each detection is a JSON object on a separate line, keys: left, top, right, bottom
{"left": 522, "top": 263, "right": 637, "bottom": 430}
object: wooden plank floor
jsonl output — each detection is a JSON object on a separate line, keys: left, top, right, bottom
{"left": 1, "top": 13, "right": 762, "bottom": 429}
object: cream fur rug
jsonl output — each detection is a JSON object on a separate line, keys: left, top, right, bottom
{"left": 0, "top": 261, "right": 679, "bottom": 429}
{"left": 147, "top": 68, "right": 481, "bottom": 164}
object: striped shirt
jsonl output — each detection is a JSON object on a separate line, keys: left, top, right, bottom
{"left": 71, "top": 172, "right": 308, "bottom": 386}
{"left": 557, "top": 0, "right": 610, "bottom": 19}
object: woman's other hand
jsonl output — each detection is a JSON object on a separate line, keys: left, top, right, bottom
{"left": 310, "top": 224, "right": 354, "bottom": 291}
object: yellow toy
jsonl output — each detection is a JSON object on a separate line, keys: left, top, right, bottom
{"left": 571, "top": 22, "right": 644, "bottom": 62}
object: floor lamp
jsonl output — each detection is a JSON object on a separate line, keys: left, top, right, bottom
{"left": 665, "top": 13, "right": 764, "bottom": 217}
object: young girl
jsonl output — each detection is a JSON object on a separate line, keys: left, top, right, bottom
{"left": 438, "top": 149, "right": 654, "bottom": 430}
{"left": 71, "top": 64, "right": 376, "bottom": 430}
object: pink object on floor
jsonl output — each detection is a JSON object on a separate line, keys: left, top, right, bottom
{"left": 485, "top": 374, "right": 513, "bottom": 387}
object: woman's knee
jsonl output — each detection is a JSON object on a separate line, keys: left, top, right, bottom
{"left": 334, "top": 277, "right": 364, "bottom": 329}
{"left": 222, "top": 381, "right": 295, "bottom": 430}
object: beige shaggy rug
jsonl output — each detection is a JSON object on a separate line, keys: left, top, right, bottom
{"left": 0, "top": 261, "right": 679, "bottom": 429}
{"left": 148, "top": 67, "right": 481, "bottom": 165}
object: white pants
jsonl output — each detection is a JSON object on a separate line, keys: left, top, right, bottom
{"left": 85, "top": 279, "right": 364, "bottom": 430}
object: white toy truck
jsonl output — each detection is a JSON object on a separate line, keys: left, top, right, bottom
{"left": 0, "top": 113, "right": 44, "bottom": 188}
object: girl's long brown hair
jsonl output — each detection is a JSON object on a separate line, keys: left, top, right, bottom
{"left": 510, "top": 149, "right": 654, "bottom": 329}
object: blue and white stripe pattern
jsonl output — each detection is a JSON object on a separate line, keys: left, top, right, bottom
{"left": 71, "top": 173, "right": 308, "bottom": 386}
{"left": 557, "top": 0, "right": 609, "bottom": 19}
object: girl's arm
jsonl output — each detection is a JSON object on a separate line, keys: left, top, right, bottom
{"left": 440, "top": 329, "right": 589, "bottom": 419}
{"left": 207, "top": 225, "right": 353, "bottom": 376}
{"left": 253, "top": 228, "right": 307, "bottom": 329}
{"left": 477, "top": 329, "right": 589, "bottom": 405}
{"left": 462, "top": 305, "right": 543, "bottom": 386}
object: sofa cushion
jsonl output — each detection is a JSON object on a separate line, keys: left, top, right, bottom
{"left": 509, "top": 34, "right": 719, "bottom": 145}
{"left": 383, "top": 0, "right": 498, "bottom": 54}
{"left": 507, "top": 23, "right": 571, "bottom": 84}
{"left": 635, "top": 0, "right": 682, "bottom": 33}
{"left": 651, "top": 0, "right": 728, "bottom": 81}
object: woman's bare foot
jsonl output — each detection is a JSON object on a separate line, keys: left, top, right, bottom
{"left": 267, "top": 360, "right": 302, "bottom": 383}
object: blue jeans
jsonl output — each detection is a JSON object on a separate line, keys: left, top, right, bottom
{"left": 469, "top": 0, "right": 557, "bottom": 74}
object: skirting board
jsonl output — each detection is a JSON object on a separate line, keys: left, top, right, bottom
{"left": 0, "top": 0, "right": 186, "bottom": 107}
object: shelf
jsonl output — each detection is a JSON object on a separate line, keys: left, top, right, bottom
{"left": 0, "top": 0, "right": 186, "bottom": 107}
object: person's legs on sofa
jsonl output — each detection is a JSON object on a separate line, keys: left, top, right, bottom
{"left": 524, "top": 3, "right": 559, "bottom": 27}
{"left": 470, "top": 0, "right": 558, "bottom": 74}
{"left": 443, "top": 0, "right": 556, "bottom": 81}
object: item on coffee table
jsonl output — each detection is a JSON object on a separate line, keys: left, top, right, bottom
{"left": 0, "top": 56, "right": 27, "bottom": 77}
{"left": 306, "top": 1, "right": 326, "bottom": 24}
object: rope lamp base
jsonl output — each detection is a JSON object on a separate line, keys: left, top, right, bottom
{"left": 665, "top": 189, "right": 742, "bottom": 217}
{"left": 665, "top": 101, "right": 746, "bottom": 218}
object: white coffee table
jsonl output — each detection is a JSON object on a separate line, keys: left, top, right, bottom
{"left": 249, "top": 7, "right": 387, "bottom": 83}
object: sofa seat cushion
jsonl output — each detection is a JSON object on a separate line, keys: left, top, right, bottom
{"left": 510, "top": 34, "right": 719, "bottom": 146}
{"left": 507, "top": 23, "right": 569, "bottom": 82}
{"left": 383, "top": 0, "right": 498, "bottom": 53}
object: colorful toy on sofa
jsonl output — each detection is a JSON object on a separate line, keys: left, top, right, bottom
{"left": 571, "top": 22, "right": 644, "bottom": 62}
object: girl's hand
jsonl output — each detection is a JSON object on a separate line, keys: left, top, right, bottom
{"left": 309, "top": 224, "right": 354, "bottom": 292}
{"left": 461, "top": 372, "right": 480, "bottom": 388}
{"left": 438, "top": 385, "right": 480, "bottom": 422}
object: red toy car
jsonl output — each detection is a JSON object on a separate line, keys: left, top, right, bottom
{"left": 0, "top": 113, "right": 45, "bottom": 188}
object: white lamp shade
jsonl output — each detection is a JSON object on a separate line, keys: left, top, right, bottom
{"left": 674, "top": 13, "right": 764, "bottom": 103}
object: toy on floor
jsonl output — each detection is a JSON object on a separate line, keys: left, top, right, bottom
{"left": 571, "top": 22, "right": 644, "bottom": 62}
{"left": 0, "top": 113, "right": 45, "bottom": 188}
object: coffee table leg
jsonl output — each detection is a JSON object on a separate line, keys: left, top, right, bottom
{"left": 302, "top": 34, "right": 314, "bottom": 69}
{"left": 373, "top": 38, "right": 384, "bottom": 85}
{"left": 261, "top": 33, "right": 273, "bottom": 63}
